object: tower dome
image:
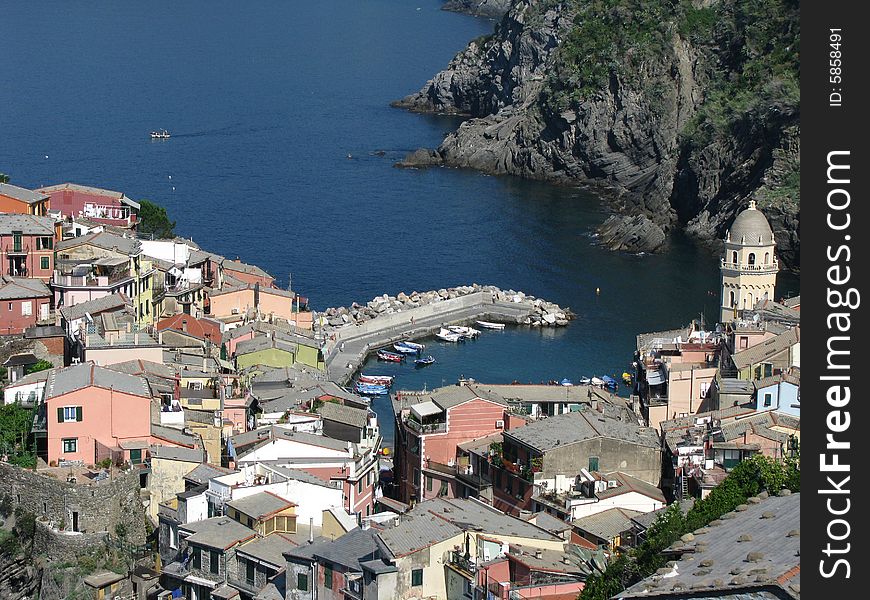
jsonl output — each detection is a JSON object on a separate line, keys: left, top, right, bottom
{"left": 727, "top": 200, "right": 774, "bottom": 245}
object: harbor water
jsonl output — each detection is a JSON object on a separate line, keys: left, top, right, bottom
{"left": 1, "top": 0, "right": 799, "bottom": 447}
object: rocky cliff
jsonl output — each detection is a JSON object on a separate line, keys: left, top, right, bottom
{"left": 442, "top": 0, "right": 513, "bottom": 17}
{"left": 396, "top": 0, "right": 800, "bottom": 270}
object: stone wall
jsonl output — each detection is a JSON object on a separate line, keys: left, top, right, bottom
{"left": 32, "top": 519, "right": 108, "bottom": 562}
{"left": 0, "top": 463, "right": 147, "bottom": 543}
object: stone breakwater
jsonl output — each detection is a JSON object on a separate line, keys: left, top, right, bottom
{"left": 314, "top": 284, "right": 574, "bottom": 332}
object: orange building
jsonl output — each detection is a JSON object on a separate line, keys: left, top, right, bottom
{"left": 0, "top": 182, "right": 49, "bottom": 215}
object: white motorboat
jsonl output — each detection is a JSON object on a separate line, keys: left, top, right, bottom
{"left": 436, "top": 328, "right": 462, "bottom": 342}
{"left": 476, "top": 320, "right": 505, "bottom": 330}
{"left": 448, "top": 325, "right": 481, "bottom": 338}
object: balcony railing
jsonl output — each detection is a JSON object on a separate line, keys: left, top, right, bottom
{"left": 720, "top": 258, "right": 779, "bottom": 273}
{"left": 447, "top": 551, "right": 477, "bottom": 576}
{"left": 405, "top": 419, "right": 447, "bottom": 434}
{"left": 7, "top": 266, "right": 28, "bottom": 277}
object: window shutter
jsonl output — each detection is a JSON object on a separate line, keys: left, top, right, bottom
{"left": 76, "top": 406, "right": 83, "bottom": 422}
{"left": 57, "top": 407, "right": 64, "bottom": 423}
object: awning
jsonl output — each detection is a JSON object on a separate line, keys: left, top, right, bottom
{"left": 411, "top": 400, "right": 443, "bottom": 420}
{"left": 647, "top": 367, "right": 666, "bottom": 386}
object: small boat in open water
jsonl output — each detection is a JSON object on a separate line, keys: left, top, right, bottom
{"left": 150, "top": 129, "right": 170, "bottom": 139}
{"left": 414, "top": 355, "right": 436, "bottom": 367}
{"left": 476, "top": 320, "right": 505, "bottom": 330}
{"left": 377, "top": 349, "right": 405, "bottom": 362}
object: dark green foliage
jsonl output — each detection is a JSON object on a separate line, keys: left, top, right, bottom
{"left": 0, "top": 403, "right": 36, "bottom": 467}
{"left": 0, "top": 173, "right": 9, "bottom": 184}
{"left": 24, "top": 359, "right": 54, "bottom": 375}
{"left": 137, "top": 199, "right": 177, "bottom": 239}
{"left": 578, "top": 454, "right": 800, "bottom": 600}
{"left": 683, "top": 0, "right": 799, "bottom": 144}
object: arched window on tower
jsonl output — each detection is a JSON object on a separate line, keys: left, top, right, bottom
{"left": 748, "top": 293, "right": 754, "bottom": 307}
{"left": 748, "top": 253, "right": 756, "bottom": 265}
{"left": 729, "top": 291, "right": 736, "bottom": 307}
{"left": 732, "top": 251, "right": 738, "bottom": 264}
{"left": 764, "top": 252, "right": 770, "bottom": 264}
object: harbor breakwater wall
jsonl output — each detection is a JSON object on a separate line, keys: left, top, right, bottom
{"left": 315, "top": 285, "right": 573, "bottom": 335}
{"left": 316, "top": 285, "right": 574, "bottom": 383}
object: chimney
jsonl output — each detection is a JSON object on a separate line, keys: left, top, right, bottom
{"left": 309, "top": 517, "right": 314, "bottom": 543}
{"left": 562, "top": 556, "right": 571, "bottom": 565}
{"left": 534, "top": 550, "right": 543, "bottom": 559}
{"left": 182, "top": 319, "right": 188, "bottom": 333}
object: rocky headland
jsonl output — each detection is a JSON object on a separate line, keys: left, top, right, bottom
{"left": 395, "top": 0, "right": 800, "bottom": 270}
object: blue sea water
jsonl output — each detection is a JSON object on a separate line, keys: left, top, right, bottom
{"left": 2, "top": 0, "right": 798, "bottom": 444}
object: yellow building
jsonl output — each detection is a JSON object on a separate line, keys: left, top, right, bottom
{"left": 226, "top": 491, "right": 297, "bottom": 536}
{"left": 720, "top": 200, "right": 779, "bottom": 323}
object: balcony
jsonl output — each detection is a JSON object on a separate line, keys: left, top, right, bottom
{"left": 6, "top": 266, "right": 28, "bottom": 277}
{"left": 405, "top": 418, "right": 447, "bottom": 434}
{"left": 447, "top": 551, "right": 477, "bottom": 576}
{"left": 720, "top": 258, "right": 779, "bottom": 274}
{"left": 3, "top": 244, "right": 29, "bottom": 255}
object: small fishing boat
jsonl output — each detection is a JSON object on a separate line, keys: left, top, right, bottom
{"left": 622, "top": 372, "right": 633, "bottom": 385}
{"left": 448, "top": 325, "right": 481, "bottom": 338}
{"left": 600, "top": 375, "right": 618, "bottom": 391}
{"left": 397, "top": 340, "right": 425, "bottom": 352}
{"left": 590, "top": 377, "right": 606, "bottom": 387}
{"left": 560, "top": 378, "right": 573, "bottom": 386}
{"left": 354, "top": 382, "right": 389, "bottom": 395}
{"left": 414, "top": 355, "right": 436, "bottom": 367}
{"left": 578, "top": 376, "right": 592, "bottom": 385}
{"left": 436, "top": 328, "right": 462, "bottom": 343}
{"left": 377, "top": 349, "right": 405, "bottom": 362}
{"left": 150, "top": 129, "right": 171, "bottom": 139}
{"left": 476, "top": 320, "right": 506, "bottom": 330}
{"left": 393, "top": 343, "right": 420, "bottom": 355}
{"left": 358, "top": 374, "right": 394, "bottom": 386}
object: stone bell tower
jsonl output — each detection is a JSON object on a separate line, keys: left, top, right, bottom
{"left": 720, "top": 200, "right": 779, "bottom": 323}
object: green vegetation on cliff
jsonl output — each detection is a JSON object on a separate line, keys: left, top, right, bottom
{"left": 544, "top": 0, "right": 799, "bottom": 124}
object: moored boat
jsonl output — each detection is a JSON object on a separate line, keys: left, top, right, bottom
{"left": 600, "top": 375, "right": 618, "bottom": 391}
{"left": 358, "top": 374, "right": 394, "bottom": 386}
{"left": 354, "top": 382, "right": 389, "bottom": 395}
{"left": 397, "top": 340, "right": 425, "bottom": 352}
{"left": 414, "top": 355, "right": 436, "bottom": 367}
{"left": 436, "top": 328, "right": 462, "bottom": 342}
{"left": 578, "top": 376, "right": 592, "bottom": 385}
{"left": 448, "top": 325, "right": 481, "bottom": 338}
{"left": 476, "top": 320, "right": 505, "bottom": 330}
{"left": 560, "top": 378, "right": 573, "bottom": 386}
{"left": 393, "top": 343, "right": 420, "bottom": 355}
{"left": 150, "top": 128, "right": 170, "bottom": 139}
{"left": 377, "top": 349, "right": 405, "bottom": 362}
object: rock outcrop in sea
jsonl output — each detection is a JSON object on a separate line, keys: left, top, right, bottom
{"left": 395, "top": 0, "right": 800, "bottom": 270}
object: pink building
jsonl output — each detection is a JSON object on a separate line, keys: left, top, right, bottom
{"left": 0, "top": 276, "right": 52, "bottom": 334}
{"left": 0, "top": 214, "right": 61, "bottom": 281}
{"left": 209, "top": 284, "right": 312, "bottom": 329}
{"left": 38, "top": 362, "right": 153, "bottom": 466}
{"left": 37, "top": 183, "right": 139, "bottom": 228}
{"left": 394, "top": 384, "right": 510, "bottom": 504}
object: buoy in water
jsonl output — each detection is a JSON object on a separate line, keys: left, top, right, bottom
{"left": 596, "top": 287, "right": 601, "bottom": 295}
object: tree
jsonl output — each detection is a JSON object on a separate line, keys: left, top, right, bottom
{"left": 24, "top": 359, "right": 53, "bottom": 375}
{"left": 0, "top": 173, "right": 9, "bottom": 184}
{"left": 137, "top": 199, "right": 177, "bottom": 239}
